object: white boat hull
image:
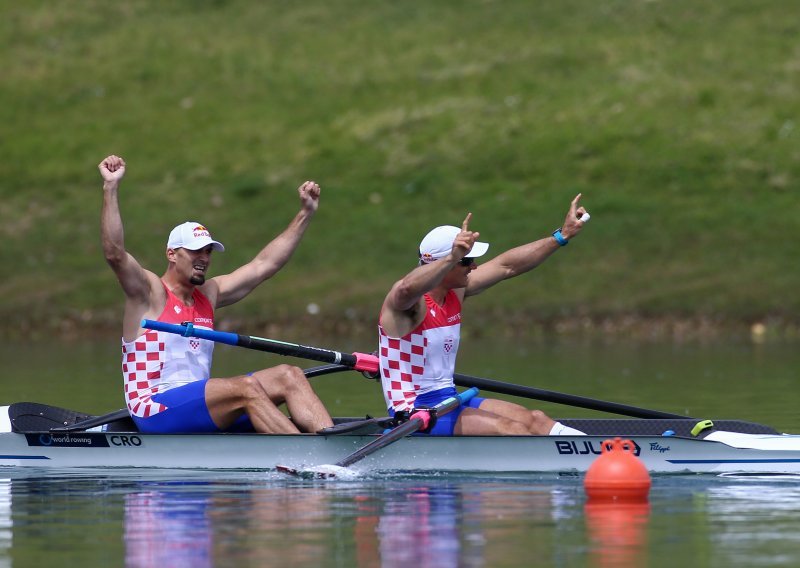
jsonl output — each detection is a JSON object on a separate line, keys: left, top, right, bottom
{"left": 2, "top": 429, "right": 800, "bottom": 475}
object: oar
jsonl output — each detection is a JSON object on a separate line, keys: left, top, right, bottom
{"left": 140, "top": 319, "right": 379, "bottom": 374}
{"left": 142, "top": 320, "right": 684, "bottom": 419}
{"left": 277, "top": 387, "right": 480, "bottom": 478}
{"left": 452, "top": 373, "right": 687, "bottom": 420}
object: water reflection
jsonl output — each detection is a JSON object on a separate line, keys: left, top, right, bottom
{"left": 372, "top": 485, "right": 479, "bottom": 567}
{"left": 124, "top": 481, "right": 336, "bottom": 567}
{"left": 124, "top": 487, "right": 213, "bottom": 568}
{"left": 0, "top": 472, "right": 799, "bottom": 566}
{"left": 584, "top": 501, "right": 650, "bottom": 568}
{"left": 704, "top": 481, "right": 800, "bottom": 567}
{"left": 120, "top": 477, "right": 578, "bottom": 567}
{"left": 0, "top": 479, "right": 10, "bottom": 568}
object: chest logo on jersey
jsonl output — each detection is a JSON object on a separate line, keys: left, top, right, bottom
{"left": 444, "top": 337, "right": 455, "bottom": 353}
{"left": 189, "top": 339, "right": 200, "bottom": 350}
{"left": 174, "top": 305, "right": 182, "bottom": 314}
{"left": 430, "top": 308, "right": 436, "bottom": 318}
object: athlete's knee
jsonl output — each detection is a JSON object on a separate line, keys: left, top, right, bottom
{"left": 272, "top": 364, "right": 308, "bottom": 388}
{"left": 530, "top": 409, "right": 549, "bottom": 424}
{"left": 250, "top": 364, "right": 307, "bottom": 392}
{"left": 239, "top": 374, "right": 268, "bottom": 400}
{"left": 494, "top": 417, "right": 531, "bottom": 435}
{"left": 529, "top": 409, "right": 555, "bottom": 434}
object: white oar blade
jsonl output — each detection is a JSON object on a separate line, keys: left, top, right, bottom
{"left": 276, "top": 464, "right": 359, "bottom": 480}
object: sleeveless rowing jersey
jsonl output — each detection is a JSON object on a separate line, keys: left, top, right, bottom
{"left": 379, "top": 290, "right": 462, "bottom": 412}
{"left": 121, "top": 284, "right": 215, "bottom": 418}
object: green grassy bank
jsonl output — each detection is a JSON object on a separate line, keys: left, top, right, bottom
{"left": 1, "top": 1, "right": 798, "bottom": 341}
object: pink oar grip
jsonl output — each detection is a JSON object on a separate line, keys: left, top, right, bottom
{"left": 354, "top": 352, "right": 380, "bottom": 374}
{"left": 409, "top": 411, "right": 431, "bottom": 430}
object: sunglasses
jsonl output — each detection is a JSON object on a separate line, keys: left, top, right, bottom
{"left": 459, "top": 257, "right": 476, "bottom": 266}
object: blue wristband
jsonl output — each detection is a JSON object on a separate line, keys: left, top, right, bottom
{"left": 552, "top": 229, "right": 569, "bottom": 246}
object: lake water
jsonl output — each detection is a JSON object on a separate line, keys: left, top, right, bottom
{"left": 1, "top": 336, "right": 799, "bottom": 566}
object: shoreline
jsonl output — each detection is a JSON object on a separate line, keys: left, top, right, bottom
{"left": 4, "top": 311, "right": 798, "bottom": 345}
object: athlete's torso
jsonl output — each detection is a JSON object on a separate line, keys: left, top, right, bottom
{"left": 379, "top": 290, "right": 462, "bottom": 412}
{"left": 121, "top": 283, "right": 215, "bottom": 418}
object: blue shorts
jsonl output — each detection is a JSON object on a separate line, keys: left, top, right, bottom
{"left": 132, "top": 379, "right": 254, "bottom": 434}
{"left": 390, "top": 387, "right": 485, "bottom": 437}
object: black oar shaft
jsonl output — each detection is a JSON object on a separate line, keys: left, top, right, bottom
{"left": 236, "top": 334, "right": 359, "bottom": 368}
{"left": 142, "top": 319, "right": 684, "bottom": 419}
{"left": 334, "top": 387, "right": 479, "bottom": 468}
{"left": 141, "top": 319, "right": 377, "bottom": 372}
{"left": 336, "top": 418, "right": 422, "bottom": 468}
{"left": 453, "top": 373, "right": 686, "bottom": 419}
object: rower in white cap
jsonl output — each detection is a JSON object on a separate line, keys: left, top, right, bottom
{"left": 97, "top": 154, "right": 333, "bottom": 436}
{"left": 378, "top": 194, "right": 590, "bottom": 437}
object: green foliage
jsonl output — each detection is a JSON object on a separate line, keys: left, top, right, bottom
{"left": 1, "top": 0, "right": 798, "bottom": 334}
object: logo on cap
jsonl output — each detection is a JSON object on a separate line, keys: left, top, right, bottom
{"left": 193, "top": 225, "right": 210, "bottom": 238}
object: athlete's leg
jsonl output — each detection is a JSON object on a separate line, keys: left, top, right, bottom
{"left": 455, "top": 398, "right": 583, "bottom": 436}
{"left": 476, "top": 398, "right": 556, "bottom": 434}
{"left": 454, "top": 398, "right": 555, "bottom": 435}
{"left": 250, "top": 364, "right": 333, "bottom": 432}
{"left": 205, "top": 364, "right": 332, "bottom": 434}
{"left": 205, "top": 373, "right": 299, "bottom": 433}
{"left": 454, "top": 405, "right": 537, "bottom": 435}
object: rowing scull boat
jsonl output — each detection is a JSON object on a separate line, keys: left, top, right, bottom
{"left": 1, "top": 401, "right": 798, "bottom": 475}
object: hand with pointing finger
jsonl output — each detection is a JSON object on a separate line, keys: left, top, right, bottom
{"left": 560, "top": 193, "right": 590, "bottom": 240}
{"left": 451, "top": 213, "right": 481, "bottom": 261}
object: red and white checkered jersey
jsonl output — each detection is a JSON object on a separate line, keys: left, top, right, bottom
{"left": 121, "top": 284, "right": 215, "bottom": 418}
{"left": 379, "top": 290, "right": 462, "bottom": 412}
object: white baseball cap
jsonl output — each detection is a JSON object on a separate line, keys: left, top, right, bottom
{"left": 166, "top": 222, "right": 225, "bottom": 252}
{"left": 419, "top": 225, "right": 489, "bottom": 264}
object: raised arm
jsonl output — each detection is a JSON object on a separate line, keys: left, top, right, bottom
{"left": 380, "top": 214, "right": 478, "bottom": 337}
{"left": 99, "top": 155, "right": 162, "bottom": 340}
{"left": 465, "top": 194, "right": 589, "bottom": 297}
{"left": 210, "top": 181, "right": 321, "bottom": 308}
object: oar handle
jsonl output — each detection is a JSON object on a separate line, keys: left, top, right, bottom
{"left": 142, "top": 319, "right": 240, "bottom": 345}
{"left": 408, "top": 386, "right": 479, "bottom": 431}
{"left": 141, "top": 319, "right": 379, "bottom": 373}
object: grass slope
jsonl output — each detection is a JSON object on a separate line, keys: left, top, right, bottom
{"left": 1, "top": 0, "right": 798, "bottom": 338}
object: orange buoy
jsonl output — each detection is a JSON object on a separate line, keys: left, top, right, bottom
{"left": 584, "top": 437, "right": 651, "bottom": 502}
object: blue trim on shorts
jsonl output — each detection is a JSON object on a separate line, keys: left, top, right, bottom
{"left": 389, "top": 387, "right": 485, "bottom": 437}
{"left": 132, "top": 379, "right": 254, "bottom": 434}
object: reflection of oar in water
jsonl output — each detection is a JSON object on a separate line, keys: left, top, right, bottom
{"left": 141, "top": 320, "right": 684, "bottom": 419}
{"left": 277, "top": 388, "right": 480, "bottom": 479}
